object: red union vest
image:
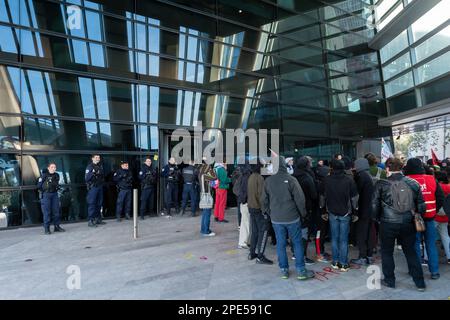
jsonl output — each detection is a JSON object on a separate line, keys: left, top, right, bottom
{"left": 408, "top": 174, "right": 437, "bottom": 219}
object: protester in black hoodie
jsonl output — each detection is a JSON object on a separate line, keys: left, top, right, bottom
{"left": 351, "top": 158, "right": 375, "bottom": 265}
{"left": 294, "top": 156, "right": 318, "bottom": 265}
{"left": 324, "top": 159, "right": 359, "bottom": 272}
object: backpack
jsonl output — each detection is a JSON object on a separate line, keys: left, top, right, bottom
{"left": 371, "top": 167, "right": 382, "bottom": 186}
{"left": 389, "top": 179, "right": 415, "bottom": 213}
{"left": 232, "top": 174, "right": 242, "bottom": 196}
{"left": 443, "top": 194, "right": 450, "bottom": 217}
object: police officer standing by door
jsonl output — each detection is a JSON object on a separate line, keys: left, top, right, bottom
{"left": 161, "top": 157, "right": 181, "bottom": 216}
{"left": 85, "top": 154, "right": 105, "bottom": 227}
{"left": 114, "top": 161, "right": 133, "bottom": 221}
{"left": 38, "top": 162, "right": 65, "bottom": 235}
{"left": 181, "top": 160, "right": 199, "bottom": 217}
{"left": 139, "top": 157, "right": 157, "bottom": 220}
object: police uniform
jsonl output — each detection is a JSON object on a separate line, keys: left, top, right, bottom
{"left": 161, "top": 163, "right": 180, "bottom": 215}
{"left": 37, "top": 171, "right": 62, "bottom": 233}
{"left": 181, "top": 165, "right": 199, "bottom": 216}
{"left": 139, "top": 164, "right": 157, "bottom": 219}
{"left": 113, "top": 167, "right": 133, "bottom": 220}
{"left": 85, "top": 162, "right": 105, "bottom": 226}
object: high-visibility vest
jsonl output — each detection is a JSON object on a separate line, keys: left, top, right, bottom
{"left": 408, "top": 174, "right": 437, "bottom": 219}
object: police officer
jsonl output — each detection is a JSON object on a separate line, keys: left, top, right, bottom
{"left": 181, "top": 160, "right": 199, "bottom": 217}
{"left": 113, "top": 161, "right": 133, "bottom": 221}
{"left": 37, "top": 162, "right": 64, "bottom": 235}
{"left": 139, "top": 157, "right": 157, "bottom": 220}
{"left": 85, "top": 154, "right": 105, "bottom": 227}
{"left": 161, "top": 157, "right": 181, "bottom": 216}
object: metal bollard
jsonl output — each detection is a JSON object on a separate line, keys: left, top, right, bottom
{"left": 133, "top": 188, "right": 138, "bottom": 239}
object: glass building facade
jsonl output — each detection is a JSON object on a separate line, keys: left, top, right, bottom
{"left": 0, "top": 0, "right": 390, "bottom": 227}
{"left": 375, "top": 0, "right": 450, "bottom": 115}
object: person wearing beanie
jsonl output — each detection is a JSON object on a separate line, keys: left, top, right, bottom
{"left": 323, "top": 159, "right": 359, "bottom": 272}
{"left": 350, "top": 158, "right": 375, "bottom": 265}
{"left": 404, "top": 158, "right": 445, "bottom": 280}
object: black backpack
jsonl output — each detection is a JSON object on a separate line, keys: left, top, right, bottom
{"left": 389, "top": 179, "right": 415, "bottom": 213}
{"left": 443, "top": 194, "right": 450, "bottom": 218}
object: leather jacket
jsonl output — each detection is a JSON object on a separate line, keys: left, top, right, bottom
{"left": 371, "top": 173, "right": 426, "bottom": 224}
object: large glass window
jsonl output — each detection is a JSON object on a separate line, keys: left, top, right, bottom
{"left": 411, "top": 0, "right": 450, "bottom": 42}
{"left": 414, "top": 25, "right": 450, "bottom": 63}
{"left": 415, "top": 51, "right": 450, "bottom": 84}
{"left": 382, "top": 52, "right": 412, "bottom": 81}
{"left": 384, "top": 71, "right": 414, "bottom": 97}
{"left": 380, "top": 30, "right": 409, "bottom": 63}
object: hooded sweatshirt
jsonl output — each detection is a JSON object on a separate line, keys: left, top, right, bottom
{"left": 214, "top": 163, "right": 231, "bottom": 189}
{"left": 261, "top": 156, "right": 307, "bottom": 224}
{"left": 324, "top": 159, "right": 359, "bottom": 216}
{"left": 293, "top": 157, "right": 318, "bottom": 212}
{"left": 354, "top": 158, "right": 375, "bottom": 218}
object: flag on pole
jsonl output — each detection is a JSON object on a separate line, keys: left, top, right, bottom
{"left": 431, "top": 148, "right": 440, "bottom": 166}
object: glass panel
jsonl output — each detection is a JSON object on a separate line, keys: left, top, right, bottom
{"left": 0, "top": 115, "right": 21, "bottom": 150}
{"left": 0, "top": 189, "right": 21, "bottom": 227}
{"left": 415, "top": 51, "right": 450, "bottom": 84}
{"left": 388, "top": 90, "right": 417, "bottom": 115}
{"left": 380, "top": 30, "right": 408, "bottom": 63}
{"left": 421, "top": 75, "right": 450, "bottom": 105}
{"left": 382, "top": 52, "right": 412, "bottom": 80}
{"left": 22, "top": 117, "right": 157, "bottom": 151}
{"left": 411, "top": 1, "right": 450, "bottom": 42}
{"left": 0, "top": 153, "right": 20, "bottom": 187}
{"left": 377, "top": 1, "right": 402, "bottom": 30}
{"left": 0, "top": 66, "right": 21, "bottom": 114}
{"left": 281, "top": 106, "right": 328, "bottom": 136}
{"left": 414, "top": 25, "right": 450, "bottom": 63}
{"left": 384, "top": 71, "right": 414, "bottom": 97}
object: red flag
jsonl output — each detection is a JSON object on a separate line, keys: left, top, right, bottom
{"left": 431, "top": 148, "right": 440, "bottom": 166}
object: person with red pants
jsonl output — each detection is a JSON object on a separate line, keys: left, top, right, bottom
{"left": 404, "top": 158, "right": 445, "bottom": 280}
{"left": 214, "top": 162, "right": 231, "bottom": 223}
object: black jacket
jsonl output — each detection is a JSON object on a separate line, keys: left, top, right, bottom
{"left": 139, "top": 165, "right": 157, "bottom": 189}
{"left": 324, "top": 169, "right": 359, "bottom": 216}
{"left": 113, "top": 168, "right": 133, "bottom": 190}
{"left": 354, "top": 170, "right": 375, "bottom": 218}
{"left": 261, "top": 157, "right": 306, "bottom": 224}
{"left": 371, "top": 173, "right": 426, "bottom": 224}
{"left": 237, "top": 165, "right": 252, "bottom": 204}
{"left": 293, "top": 168, "right": 318, "bottom": 212}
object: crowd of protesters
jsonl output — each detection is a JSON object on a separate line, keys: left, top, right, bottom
{"left": 196, "top": 153, "right": 450, "bottom": 290}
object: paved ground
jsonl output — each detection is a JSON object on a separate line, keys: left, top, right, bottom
{"left": 0, "top": 209, "right": 449, "bottom": 300}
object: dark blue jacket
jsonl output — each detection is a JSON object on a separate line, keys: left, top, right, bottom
{"left": 113, "top": 168, "right": 133, "bottom": 190}
{"left": 139, "top": 165, "right": 157, "bottom": 189}
{"left": 85, "top": 162, "right": 105, "bottom": 188}
{"left": 38, "top": 172, "right": 60, "bottom": 193}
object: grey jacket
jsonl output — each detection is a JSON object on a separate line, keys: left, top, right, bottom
{"left": 261, "top": 157, "right": 307, "bottom": 224}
